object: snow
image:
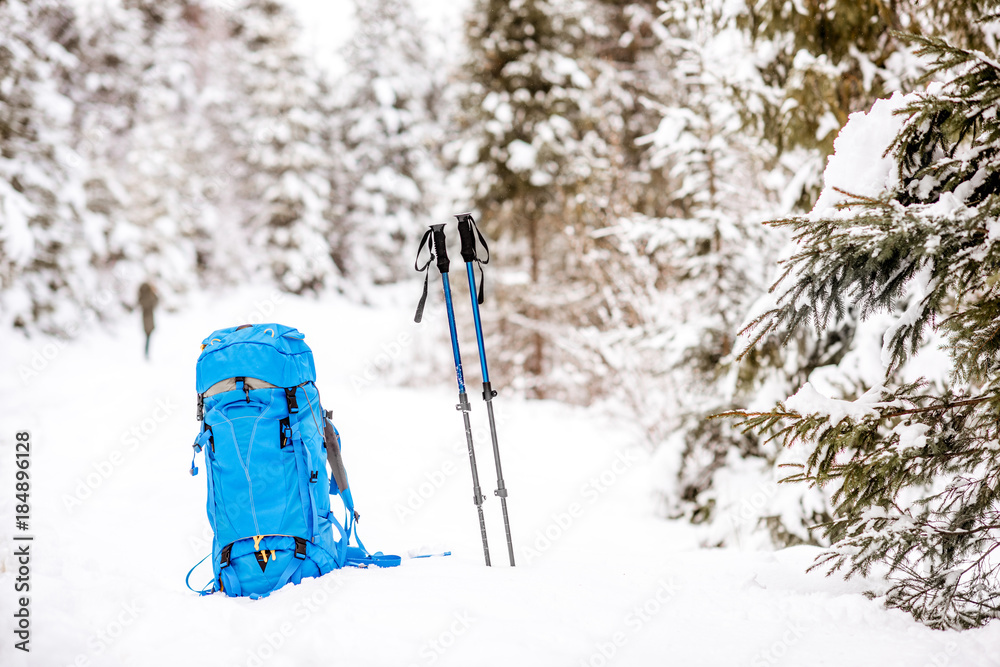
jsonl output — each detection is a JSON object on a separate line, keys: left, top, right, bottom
{"left": 784, "top": 382, "right": 884, "bottom": 424}
{"left": 924, "top": 190, "right": 973, "bottom": 218}
{"left": 988, "top": 219, "right": 1000, "bottom": 244}
{"left": 280, "top": 0, "right": 468, "bottom": 76}
{"left": 893, "top": 422, "right": 930, "bottom": 452}
{"left": 2, "top": 285, "right": 998, "bottom": 666}
{"left": 0, "top": 181, "right": 36, "bottom": 265}
{"left": 506, "top": 140, "right": 538, "bottom": 172}
{"left": 811, "top": 92, "right": 916, "bottom": 216}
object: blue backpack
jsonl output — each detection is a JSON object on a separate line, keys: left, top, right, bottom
{"left": 187, "top": 323, "right": 399, "bottom": 598}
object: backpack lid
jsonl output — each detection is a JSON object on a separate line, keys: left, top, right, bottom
{"left": 196, "top": 323, "right": 316, "bottom": 394}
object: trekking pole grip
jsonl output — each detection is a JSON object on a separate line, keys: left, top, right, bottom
{"left": 430, "top": 224, "right": 450, "bottom": 274}
{"left": 456, "top": 213, "right": 477, "bottom": 263}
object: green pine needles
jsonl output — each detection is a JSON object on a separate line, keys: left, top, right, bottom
{"left": 725, "top": 33, "right": 1000, "bottom": 629}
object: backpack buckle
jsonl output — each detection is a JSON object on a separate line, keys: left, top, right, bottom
{"left": 285, "top": 387, "right": 298, "bottom": 413}
{"left": 236, "top": 377, "right": 249, "bottom": 403}
{"left": 279, "top": 418, "right": 291, "bottom": 449}
{"left": 294, "top": 537, "right": 307, "bottom": 560}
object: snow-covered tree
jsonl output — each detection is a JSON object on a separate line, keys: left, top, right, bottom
{"left": 63, "top": 0, "right": 257, "bottom": 307}
{"left": 335, "top": 0, "right": 445, "bottom": 285}
{"left": 730, "top": 33, "right": 1000, "bottom": 628}
{"left": 733, "top": 0, "right": 991, "bottom": 207}
{"left": 661, "top": 0, "right": 999, "bottom": 549}
{"left": 107, "top": 0, "right": 218, "bottom": 296}
{"left": 458, "top": 0, "right": 604, "bottom": 394}
{"left": 557, "top": 2, "right": 796, "bottom": 544}
{"left": 0, "top": 0, "right": 108, "bottom": 334}
{"left": 3, "top": 0, "right": 412, "bottom": 338}
{"left": 587, "top": 0, "right": 676, "bottom": 218}
{"left": 69, "top": 0, "right": 142, "bottom": 233}
{"left": 223, "top": 0, "right": 343, "bottom": 294}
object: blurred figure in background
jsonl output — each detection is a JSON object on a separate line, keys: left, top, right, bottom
{"left": 138, "top": 281, "right": 158, "bottom": 359}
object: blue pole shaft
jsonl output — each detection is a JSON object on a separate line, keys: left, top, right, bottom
{"left": 463, "top": 262, "right": 515, "bottom": 567}
{"left": 466, "top": 263, "right": 491, "bottom": 383}
{"left": 441, "top": 273, "right": 491, "bottom": 566}
{"left": 442, "top": 275, "right": 466, "bottom": 392}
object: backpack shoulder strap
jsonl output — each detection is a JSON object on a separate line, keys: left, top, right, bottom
{"left": 324, "top": 419, "right": 355, "bottom": 509}
{"left": 315, "top": 397, "right": 400, "bottom": 569}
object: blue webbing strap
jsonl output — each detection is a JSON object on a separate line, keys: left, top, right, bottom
{"left": 343, "top": 509, "right": 401, "bottom": 568}
{"left": 305, "top": 397, "right": 400, "bottom": 570}
{"left": 345, "top": 548, "right": 402, "bottom": 568}
{"left": 272, "top": 548, "right": 307, "bottom": 592}
{"left": 186, "top": 553, "right": 216, "bottom": 596}
{"left": 190, "top": 427, "right": 210, "bottom": 476}
{"left": 286, "top": 410, "right": 321, "bottom": 538}
{"left": 220, "top": 564, "right": 242, "bottom": 597}
{"left": 320, "top": 421, "right": 399, "bottom": 569}
{"left": 328, "top": 511, "right": 350, "bottom": 567}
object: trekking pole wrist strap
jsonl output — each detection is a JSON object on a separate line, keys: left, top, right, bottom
{"left": 413, "top": 228, "right": 434, "bottom": 323}
{"left": 414, "top": 224, "right": 455, "bottom": 322}
{"left": 455, "top": 213, "right": 489, "bottom": 305}
{"left": 456, "top": 213, "right": 489, "bottom": 265}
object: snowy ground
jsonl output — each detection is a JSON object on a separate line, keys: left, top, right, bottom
{"left": 1, "top": 285, "right": 998, "bottom": 666}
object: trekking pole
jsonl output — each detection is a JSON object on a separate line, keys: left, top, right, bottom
{"left": 455, "top": 213, "right": 515, "bottom": 566}
{"left": 414, "top": 224, "right": 491, "bottom": 566}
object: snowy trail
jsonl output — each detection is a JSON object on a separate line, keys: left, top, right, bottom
{"left": 1, "top": 286, "right": 998, "bottom": 666}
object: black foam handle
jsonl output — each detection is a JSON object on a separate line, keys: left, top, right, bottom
{"left": 457, "top": 213, "right": 477, "bottom": 263}
{"left": 430, "top": 223, "right": 450, "bottom": 274}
